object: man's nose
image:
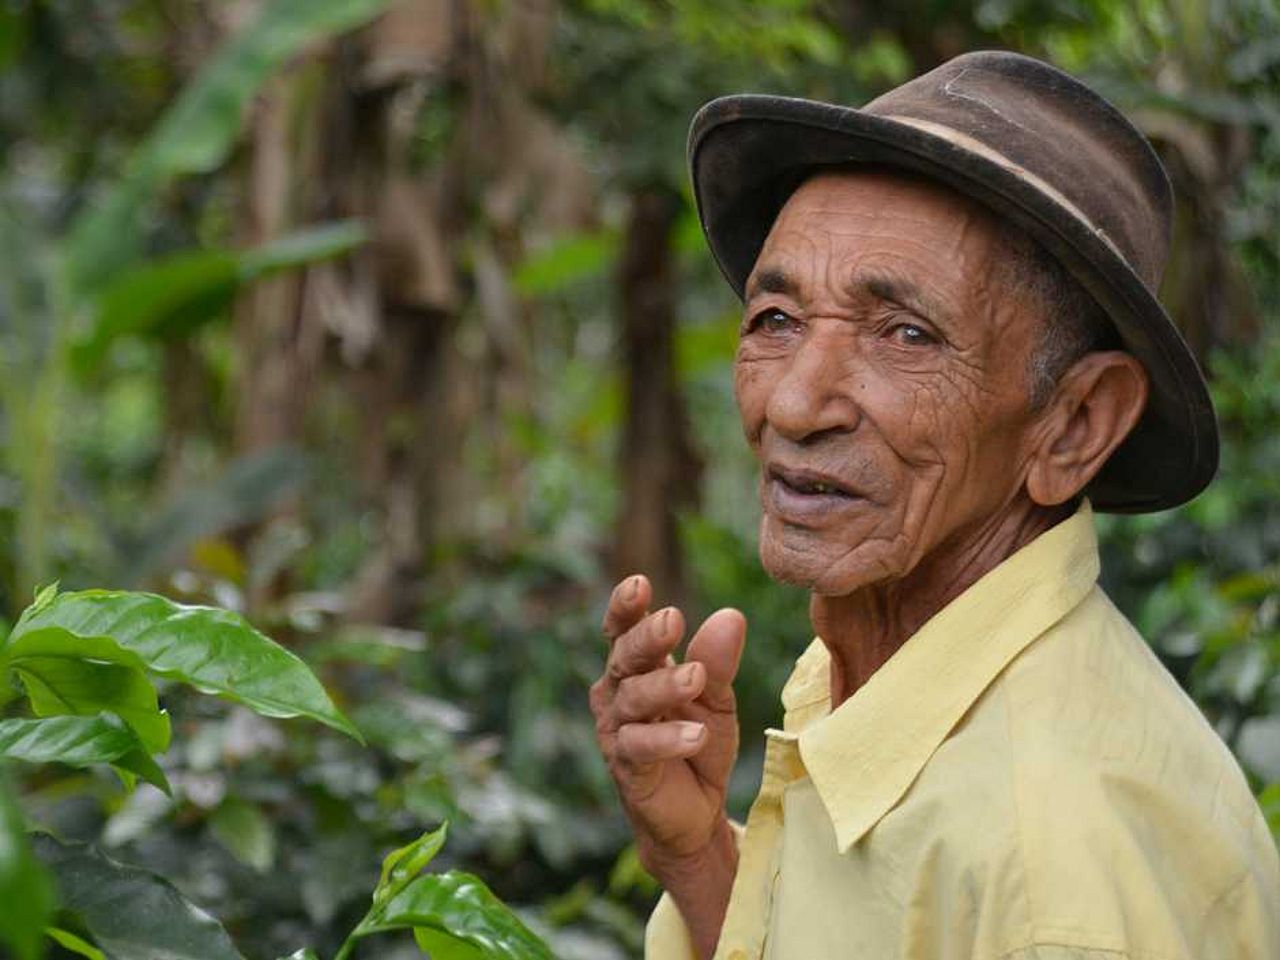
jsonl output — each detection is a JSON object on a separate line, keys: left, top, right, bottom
{"left": 765, "top": 326, "right": 861, "bottom": 443}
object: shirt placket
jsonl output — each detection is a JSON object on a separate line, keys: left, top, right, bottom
{"left": 715, "top": 729, "right": 805, "bottom": 960}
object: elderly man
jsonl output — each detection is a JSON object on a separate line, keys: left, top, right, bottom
{"left": 589, "top": 51, "right": 1280, "bottom": 960}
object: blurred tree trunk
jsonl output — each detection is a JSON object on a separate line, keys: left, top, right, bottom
{"left": 613, "top": 188, "right": 701, "bottom": 610}
{"left": 230, "top": 57, "right": 329, "bottom": 613}
{"left": 229, "top": 0, "right": 592, "bottom": 622}
{"left": 228, "top": 8, "right": 463, "bottom": 621}
{"left": 233, "top": 69, "right": 324, "bottom": 457}
{"left": 341, "top": 0, "right": 588, "bottom": 619}
{"left": 335, "top": 0, "right": 469, "bottom": 625}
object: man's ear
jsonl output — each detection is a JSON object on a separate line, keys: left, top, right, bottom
{"left": 1026, "top": 351, "right": 1149, "bottom": 507}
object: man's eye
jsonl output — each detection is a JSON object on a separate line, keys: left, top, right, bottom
{"left": 750, "top": 309, "right": 795, "bottom": 334}
{"left": 892, "top": 323, "right": 937, "bottom": 347}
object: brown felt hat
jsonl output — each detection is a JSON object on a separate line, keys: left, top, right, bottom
{"left": 688, "top": 50, "right": 1218, "bottom": 513}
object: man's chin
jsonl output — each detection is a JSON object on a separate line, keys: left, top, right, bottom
{"left": 757, "top": 529, "right": 882, "bottom": 596}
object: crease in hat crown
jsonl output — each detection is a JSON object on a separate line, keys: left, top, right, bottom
{"left": 685, "top": 49, "right": 1218, "bottom": 513}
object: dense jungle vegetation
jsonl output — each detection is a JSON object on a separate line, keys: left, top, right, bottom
{"left": 1, "top": 0, "right": 1278, "bottom": 957}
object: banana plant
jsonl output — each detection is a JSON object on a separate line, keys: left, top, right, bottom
{"left": 0, "top": 584, "right": 553, "bottom": 960}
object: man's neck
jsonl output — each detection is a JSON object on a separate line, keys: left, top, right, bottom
{"left": 811, "top": 499, "right": 1073, "bottom": 706}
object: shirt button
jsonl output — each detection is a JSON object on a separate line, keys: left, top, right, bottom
{"left": 728, "top": 950, "right": 748, "bottom": 960}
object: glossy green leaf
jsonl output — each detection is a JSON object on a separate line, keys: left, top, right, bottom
{"left": 2, "top": 630, "right": 170, "bottom": 752}
{"left": 374, "top": 823, "right": 448, "bottom": 905}
{"left": 73, "top": 222, "right": 366, "bottom": 376}
{"left": 9, "top": 589, "right": 360, "bottom": 741}
{"left": 355, "top": 870, "right": 554, "bottom": 960}
{"left": 414, "top": 927, "right": 486, "bottom": 959}
{"left": 0, "top": 715, "right": 168, "bottom": 793}
{"left": 31, "top": 581, "right": 59, "bottom": 614}
{"left": 33, "top": 833, "right": 245, "bottom": 960}
{"left": 210, "top": 796, "right": 276, "bottom": 872}
{"left": 45, "top": 927, "right": 105, "bottom": 960}
{"left": 64, "top": 0, "right": 393, "bottom": 298}
{"left": 0, "top": 766, "right": 54, "bottom": 960}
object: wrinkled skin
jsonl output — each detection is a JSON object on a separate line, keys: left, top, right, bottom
{"left": 739, "top": 170, "right": 1050, "bottom": 597}
{"left": 590, "top": 169, "right": 1148, "bottom": 960}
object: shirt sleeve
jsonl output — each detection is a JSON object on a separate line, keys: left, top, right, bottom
{"left": 644, "top": 891, "right": 700, "bottom": 960}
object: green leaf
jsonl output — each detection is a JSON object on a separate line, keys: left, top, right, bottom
{"left": 45, "top": 927, "right": 105, "bottom": 960}
{"left": 209, "top": 796, "right": 276, "bottom": 872}
{"left": 17, "top": 660, "right": 169, "bottom": 756}
{"left": 72, "top": 252, "right": 239, "bottom": 375}
{"left": 0, "top": 715, "right": 168, "bottom": 793}
{"left": 31, "top": 581, "right": 60, "bottom": 615}
{"left": 0, "top": 766, "right": 55, "bottom": 960}
{"left": 64, "top": 0, "right": 394, "bottom": 298}
{"left": 8, "top": 590, "right": 360, "bottom": 741}
{"left": 240, "top": 221, "right": 367, "bottom": 276}
{"left": 374, "top": 823, "right": 448, "bottom": 905}
{"left": 2, "top": 629, "right": 171, "bottom": 752}
{"left": 356, "top": 871, "right": 554, "bottom": 960}
{"left": 73, "top": 222, "right": 367, "bottom": 376}
{"left": 275, "top": 951, "right": 319, "bottom": 960}
{"left": 33, "top": 833, "right": 245, "bottom": 960}
{"left": 414, "top": 927, "right": 486, "bottom": 959}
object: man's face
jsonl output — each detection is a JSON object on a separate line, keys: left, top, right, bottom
{"left": 736, "top": 169, "right": 1046, "bottom": 596}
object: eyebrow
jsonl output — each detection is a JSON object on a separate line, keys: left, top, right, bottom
{"left": 744, "top": 266, "right": 800, "bottom": 300}
{"left": 745, "top": 266, "right": 955, "bottom": 329}
{"left": 861, "top": 274, "right": 953, "bottom": 327}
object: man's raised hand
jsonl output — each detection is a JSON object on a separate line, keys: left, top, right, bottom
{"left": 590, "top": 574, "right": 745, "bottom": 958}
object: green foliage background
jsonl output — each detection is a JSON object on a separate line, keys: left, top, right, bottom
{"left": 1, "top": 1, "right": 1278, "bottom": 958}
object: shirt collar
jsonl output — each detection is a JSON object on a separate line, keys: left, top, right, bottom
{"left": 791, "top": 502, "right": 1101, "bottom": 853}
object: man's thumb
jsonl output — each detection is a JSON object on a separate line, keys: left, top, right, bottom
{"left": 685, "top": 608, "right": 746, "bottom": 693}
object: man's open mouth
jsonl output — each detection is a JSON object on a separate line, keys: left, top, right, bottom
{"left": 768, "top": 465, "right": 859, "bottom": 499}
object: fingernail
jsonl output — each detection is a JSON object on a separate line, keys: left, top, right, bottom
{"left": 625, "top": 576, "right": 639, "bottom": 601}
{"left": 660, "top": 607, "right": 674, "bottom": 634}
{"left": 678, "top": 663, "right": 699, "bottom": 688}
{"left": 679, "top": 722, "right": 704, "bottom": 744}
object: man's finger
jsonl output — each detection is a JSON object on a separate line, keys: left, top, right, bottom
{"left": 684, "top": 608, "right": 747, "bottom": 709}
{"left": 614, "top": 662, "right": 705, "bottom": 724}
{"left": 606, "top": 606, "right": 685, "bottom": 685}
{"left": 616, "top": 719, "right": 706, "bottom": 767}
{"left": 602, "top": 574, "right": 651, "bottom": 640}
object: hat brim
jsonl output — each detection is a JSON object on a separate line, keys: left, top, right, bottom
{"left": 689, "top": 94, "right": 1218, "bottom": 513}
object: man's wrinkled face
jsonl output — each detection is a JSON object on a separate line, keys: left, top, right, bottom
{"left": 736, "top": 170, "right": 1046, "bottom": 595}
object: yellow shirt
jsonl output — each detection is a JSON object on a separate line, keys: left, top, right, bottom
{"left": 646, "top": 504, "right": 1280, "bottom": 960}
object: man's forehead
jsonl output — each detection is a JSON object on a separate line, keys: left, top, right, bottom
{"left": 747, "top": 169, "right": 1001, "bottom": 302}
{"left": 772, "top": 166, "right": 997, "bottom": 235}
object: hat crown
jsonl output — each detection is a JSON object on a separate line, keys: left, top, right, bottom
{"left": 864, "top": 51, "right": 1173, "bottom": 289}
